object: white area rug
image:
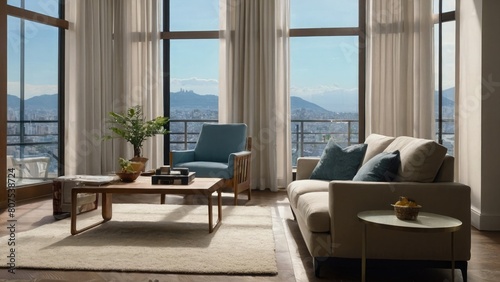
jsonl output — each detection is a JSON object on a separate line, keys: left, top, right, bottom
{"left": 2, "top": 204, "right": 278, "bottom": 275}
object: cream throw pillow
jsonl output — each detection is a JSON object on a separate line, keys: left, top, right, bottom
{"left": 384, "top": 136, "right": 447, "bottom": 182}
{"left": 362, "top": 134, "right": 396, "bottom": 165}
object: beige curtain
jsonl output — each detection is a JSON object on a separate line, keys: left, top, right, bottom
{"left": 366, "top": 0, "right": 434, "bottom": 138}
{"left": 114, "top": 0, "right": 164, "bottom": 171}
{"left": 65, "top": 0, "right": 163, "bottom": 175}
{"left": 219, "top": 0, "right": 292, "bottom": 191}
{"left": 65, "top": 0, "right": 114, "bottom": 175}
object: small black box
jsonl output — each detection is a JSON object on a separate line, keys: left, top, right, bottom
{"left": 151, "top": 172, "right": 195, "bottom": 185}
{"left": 171, "top": 167, "right": 189, "bottom": 175}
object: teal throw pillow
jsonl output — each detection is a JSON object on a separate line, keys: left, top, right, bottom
{"left": 353, "top": 150, "right": 401, "bottom": 182}
{"left": 310, "top": 139, "right": 368, "bottom": 181}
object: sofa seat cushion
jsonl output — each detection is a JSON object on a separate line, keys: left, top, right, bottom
{"left": 287, "top": 179, "right": 329, "bottom": 208}
{"left": 384, "top": 136, "right": 447, "bottom": 182}
{"left": 296, "top": 192, "right": 330, "bottom": 233}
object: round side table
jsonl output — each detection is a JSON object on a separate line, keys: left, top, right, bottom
{"left": 357, "top": 210, "right": 462, "bottom": 282}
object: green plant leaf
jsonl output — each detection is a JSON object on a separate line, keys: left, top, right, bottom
{"left": 101, "top": 105, "right": 169, "bottom": 157}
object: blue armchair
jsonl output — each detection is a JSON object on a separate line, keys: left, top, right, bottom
{"left": 170, "top": 123, "right": 252, "bottom": 205}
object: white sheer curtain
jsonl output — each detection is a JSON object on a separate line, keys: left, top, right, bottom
{"left": 219, "top": 0, "right": 292, "bottom": 191}
{"left": 65, "top": 0, "right": 163, "bottom": 175}
{"left": 366, "top": 0, "right": 434, "bottom": 138}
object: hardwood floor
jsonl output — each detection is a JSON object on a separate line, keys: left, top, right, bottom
{"left": 0, "top": 189, "right": 499, "bottom": 282}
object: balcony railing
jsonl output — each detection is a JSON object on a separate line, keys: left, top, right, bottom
{"left": 169, "top": 118, "right": 455, "bottom": 166}
{"left": 7, "top": 120, "right": 60, "bottom": 186}
{"left": 6, "top": 118, "right": 454, "bottom": 182}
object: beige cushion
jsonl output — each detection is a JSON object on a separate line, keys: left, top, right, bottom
{"left": 384, "top": 136, "right": 447, "bottom": 182}
{"left": 362, "top": 134, "right": 396, "bottom": 165}
{"left": 287, "top": 179, "right": 329, "bottom": 208}
{"left": 296, "top": 192, "right": 330, "bottom": 232}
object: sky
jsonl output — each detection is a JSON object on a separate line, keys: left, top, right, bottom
{"left": 7, "top": 0, "right": 456, "bottom": 108}
{"left": 7, "top": 0, "right": 59, "bottom": 99}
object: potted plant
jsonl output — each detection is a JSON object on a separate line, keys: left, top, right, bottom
{"left": 102, "top": 105, "right": 169, "bottom": 165}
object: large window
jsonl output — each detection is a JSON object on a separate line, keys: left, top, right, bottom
{"left": 434, "top": 0, "right": 456, "bottom": 155}
{"left": 4, "top": 1, "right": 67, "bottom": 188}
{"left": 164, "top": 0, "right": 365, "bottom": 166}
{"left": 163, "top": 0, "right": 219, "bottom": 157}
{"left": 290, "top": 0, "right": 365, "bottom": 165}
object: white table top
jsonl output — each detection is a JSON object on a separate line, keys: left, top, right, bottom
{"left": 358, "top": 210, "right": 462, "bottom": 233}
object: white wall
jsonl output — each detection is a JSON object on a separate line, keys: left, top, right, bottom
{"left": 458, "top": 0, "right": 500, "bottom": 230}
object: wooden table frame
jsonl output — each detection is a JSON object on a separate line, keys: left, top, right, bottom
{"left": 358, "top": 210, "right": 462, "bottom": 282}
{"left": 71, "top": 177, "right": 224, "bottom": 235}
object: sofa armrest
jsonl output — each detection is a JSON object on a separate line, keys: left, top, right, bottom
{"left": 296, "top": 157, "right": 320, "bottom": 180}
{"left": 328, "top": 181, "right": 471, "bottom": 260}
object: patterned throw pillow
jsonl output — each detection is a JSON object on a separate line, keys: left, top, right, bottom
{"left": 310, "top": 139, "right": 367, "bottom": 181}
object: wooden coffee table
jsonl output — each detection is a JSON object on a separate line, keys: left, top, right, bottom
{"left": 71, "top": 176, "right": 224, "bottom": 235}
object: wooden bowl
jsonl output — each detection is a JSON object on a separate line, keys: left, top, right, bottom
{"left": 116, "top": 171, "right": 141, "bottom": 182}
{"left": 392, "top": 204, "right": 422, "bottom": 220}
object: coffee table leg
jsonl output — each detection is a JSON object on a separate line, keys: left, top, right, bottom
{"left": 70, "top": 189, "right": 78, "bottom": 235}
{"left": 71, "top": 192, "right": 112, "bottom": 235}
{"left": 207, "top": 190, "right": 222, "bottom": 233}
{"left": 208, "top": 194, "right": 213, "bottom": 232}
{"left": 362, "top": 223, "right": 366, "bottom": 282}
{"left": 217, "top": 188, "right": 222, "bottom": 225}
{"left": 102, "top": 193, "right": 112, "bottom": 220}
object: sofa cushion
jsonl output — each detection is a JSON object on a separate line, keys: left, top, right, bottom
{"left": 353, "top": 150, "right": 401, "bottom": 182}
{"left": 296, "top": 192, "right": 330, "bottom": 233}
{"left": 384, "top": 136, "right": 447, "bottom": 182}
{"left": 362, "top": 134, "right": 396, "bottom": 165}
{"left": 287, "top": 179, "right": 329, "bottom": 208}
{"left": 310, "top": 138, "right": 367, "bottom": 181}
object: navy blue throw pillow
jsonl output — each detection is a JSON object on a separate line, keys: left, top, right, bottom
{"left": 310, "top": 139, "right": 368, "bottom": 181}
{"left": 353, "top": 150, "right": 401, "bottom": 182}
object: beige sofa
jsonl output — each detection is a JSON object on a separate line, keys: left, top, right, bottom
{"left": 287, "top": 134, "right": 471, "bottom": 279}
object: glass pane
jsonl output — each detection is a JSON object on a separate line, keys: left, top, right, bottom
{"left": 291, "top": 0, "right": 359, "bottom": 28}
{"left": 7, "top": 0, "right": 60, "bottom": 17}
{"left": 7, "top": 16, "right": 21, "bottom": 111}
{"left": 7, "top": 19, "right": 60, "bottom": 187}
{"left": 7, "top": 0, "right": 21, "bottom": 7}
{"left": 434, "top": 21, "right": 455, "bottom": 155}
{"left": 23, "top": 0, "right": 60, "bottom": 18}
{"left": 169, "top": 39, "right": 219, "bottom": 150}
{"left": 170, "top": 0, "right": 219, "bottom": 31}
{"left": 433, "top": 0, "right": 456, "bottom": 14}
{"left": 290, "top": 36, "right": 359, "bottom": 165}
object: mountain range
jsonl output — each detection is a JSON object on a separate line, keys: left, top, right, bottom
{"left": 7, "top": 94, "right": 58, "bottom": 110}
{"left": 7, "top": 87, "right": 455, "bottom": 119}
{"left": 7, "top": 91, "right": 337, "bottom": 116}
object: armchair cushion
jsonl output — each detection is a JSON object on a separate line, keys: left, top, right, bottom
{"left": 175, "top": 161, "right": 231, "bottom": 178}
{"left": 194, "top": 123, "right": 247, "bottom": 162}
